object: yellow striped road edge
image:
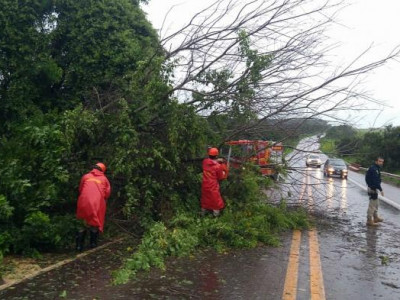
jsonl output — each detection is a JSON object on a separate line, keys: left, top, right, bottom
{"left": 282, "top": 230, "right": 301, "bottom": 300}
{"left": 309, "top": 229, "right": 325, "bottom": 300}
{"left": 282, "top": 229, "right": 326, "bottom": 300}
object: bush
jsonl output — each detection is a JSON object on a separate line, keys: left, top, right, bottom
{"left": 113, "top": 168, "right": 309, "bottom": 284}
{"left": 9, "top": 212, "right": 79, "bottom": 255}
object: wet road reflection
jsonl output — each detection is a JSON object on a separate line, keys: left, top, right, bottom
{"left": 285, "top": 164, "right": 349, "bottom": 217}
{"left": 340, "top": 179, "right": 347, "bottom": 213}
{"left": 199, "top": 264, "right": 220, "bottom": 297}
{"left": 326, "top": 178, "right": 334, "bottom": 210}
{"left": 366, "top": 227, "right": 378, "bottom": 254}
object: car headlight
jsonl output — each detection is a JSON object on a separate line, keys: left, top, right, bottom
{"left": 342, "top": 169, "right": 348, "bottom": 173}
{"left": 328, "top": 167, "right": 334, "bottom": 172}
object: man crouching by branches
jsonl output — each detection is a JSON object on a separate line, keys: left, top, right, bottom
{"left": 201, "top": 148, "right": 229, "bottom": 217}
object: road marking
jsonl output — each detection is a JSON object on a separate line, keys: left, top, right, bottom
{"left": 282, "top": 230, "right": 302, "bottom": 300}
{"left": 309, "top": 229, "right": 326, "bottom": 300}
{"left": 283, "top": 171, "right": 326, "bottom": 300}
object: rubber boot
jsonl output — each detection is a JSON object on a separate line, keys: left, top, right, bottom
{"left": 89, "top": 230, "right": 99, "bottom": 248}
{"left": 366, "top": 217, "right": 379, "bottom": 226}
{"left": 75, "top": 231, "right": 86, "bottom": 251}
{"left": 374, "top": 215, "right": 384, "bottom": 223}
{"left": 212, "top": 210, "right": 220, "bottom": 217}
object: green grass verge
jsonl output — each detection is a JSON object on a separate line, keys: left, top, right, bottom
{"left": 319, "top": 138, "right": 336, "bottom": 156}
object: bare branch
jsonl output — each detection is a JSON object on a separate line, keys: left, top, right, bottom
{"left": 153, "top": 0, "right": 398, "bottom": 136}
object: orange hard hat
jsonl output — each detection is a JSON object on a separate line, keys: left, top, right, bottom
{"left": 95, "top": 162, "right": 106, "bottom": 172}
{"left": 208, "top": 147, "right": 219, "bottom": 156}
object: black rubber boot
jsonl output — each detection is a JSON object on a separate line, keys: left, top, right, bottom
{"left": 89, "top": 230, "right": 99, "bottom": 248}
{"left": 75, "top": 230, "right": 86, "bottom": 252}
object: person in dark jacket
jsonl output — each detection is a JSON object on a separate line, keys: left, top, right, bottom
{"left": 365, "top": 157, "right": 384, "bottom": 226}
{"left": 76, "top": 162, "right": 111, "bottom": 251}
{"left": 200, "top": 147, "right": 229, "bottom": 217}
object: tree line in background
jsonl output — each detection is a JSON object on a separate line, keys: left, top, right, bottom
{"left": 0, "top": 0, "right": 397, "bottom": 264}
{"left": 322, "top": 125, "right": 400, "bottom": 172}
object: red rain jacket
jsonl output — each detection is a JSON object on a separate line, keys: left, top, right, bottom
{"left": 201, "top": 158, "right": 228, "bottom": 211}
{"left": 76, "top": 169, "right": 111, "bottom": 232}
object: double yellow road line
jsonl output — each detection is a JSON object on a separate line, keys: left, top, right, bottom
{"left": 282, "top": 229, "right": 325, "bottom": 300}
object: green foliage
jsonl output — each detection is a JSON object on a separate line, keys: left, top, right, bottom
{"left": 0, "top": 113, "right": 70, "bottom": 221}
{"left": 0, "top": 0, "right": 311, "bottom": 271}
{"left": 13, "top": 212, "right": 79, "bottom": 255}
{"left": 0, "top": 195, "right": 13, "bottom": 220}
{"left": 325, "top": 125, "right": 357, "bottom": 140}
{"left": 320, "top": 139, "right": 337, "bottom": 156}
{"left": 0, "top": 231, "right": 11, "bottom": 261}
{"left": 222, "top": 165, "right": 270, "bottom": 207}
{"left": 321, "top": 125, "right": 400, "bottom": 172}
{"left": 113, "top": 168, "right": 309, "bottom": 284}
{"left": 51, "top": 0, "right": 160, "bottom": 103}
{"left": 335, "top": 136, "right": 362, "bottom": 157}
{"left": 0, "top": 0, "right": 209, "bottom": 255}
{"left": 0, "top": 0, "right": 57, "bottom": 128}
{"left": 238, "top": 30, "right": 273, "bottom": 86}
{"left": 192, "top": 30, "right": 276, "bottom": 131}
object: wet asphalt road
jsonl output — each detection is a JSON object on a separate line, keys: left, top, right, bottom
{"left": 281, "top": 136, "right": 400, "bottom": 300}
{"left": 2, "top": 136, "right": 400, "bottom": 299}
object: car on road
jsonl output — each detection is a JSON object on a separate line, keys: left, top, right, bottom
{"left": 323, "top": 158, "right": 348, "bottom": 179}
{"left": 306, "top": 154, "right": 322, "bottom": 167}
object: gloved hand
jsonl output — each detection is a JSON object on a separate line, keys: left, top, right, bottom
{"left": 217, "top": 158, "right": 226, "bottom": 164}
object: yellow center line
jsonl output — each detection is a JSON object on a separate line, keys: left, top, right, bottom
{"left": 283, "top": 174, "right": 326, "bottom": 300}
{"left": 309, "top": 229, "right": 326, "bottom": 300}
{"left": 282, "top": 230, "right": 302, "bottom": 300}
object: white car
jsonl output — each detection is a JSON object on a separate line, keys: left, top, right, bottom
{"left": 306, "top": 154, "right": 322, "bottom": 167}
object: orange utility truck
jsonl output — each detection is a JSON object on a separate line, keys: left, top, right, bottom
{"left": 224, "top": 140, "right": 284, "bottom": 180}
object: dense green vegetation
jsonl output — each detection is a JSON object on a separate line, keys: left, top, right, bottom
{"left": 0, "top": 0, "right": 326, "bottom": 278}
{"left": 113, "top": 167, "right": 309, "bottom": 284}
{"left": 1, "top": 0, "right": 204, "bottom": 259}
{"left": 321, "top": 125, "right": 400, "bottom": 172}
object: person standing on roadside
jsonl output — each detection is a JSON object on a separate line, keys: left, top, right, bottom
{"left": 365, "top": 156, "right": 384, "bottom": 226}
{"left": 200, "top": 147, "right": 229, "bottom": 217}
{"left": 76, "top": 162, "right": 111, "bottom": 251}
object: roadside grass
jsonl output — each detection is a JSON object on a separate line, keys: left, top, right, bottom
{"left": 383, "top": 176, "right": 400, "bottom": 187}
{"left": 319, "top": 138, "right": 336, "bottom": 156}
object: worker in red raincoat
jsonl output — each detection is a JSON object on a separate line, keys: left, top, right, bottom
{"left": 75, "top": 162, "right": 111, "bottom": 251}
{"left": 201, "top": 147, "right": 229, "bottom": 217}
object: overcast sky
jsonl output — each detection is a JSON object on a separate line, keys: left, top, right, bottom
{"left": 143, "top": 0, "right": 400, "bottom": 129}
